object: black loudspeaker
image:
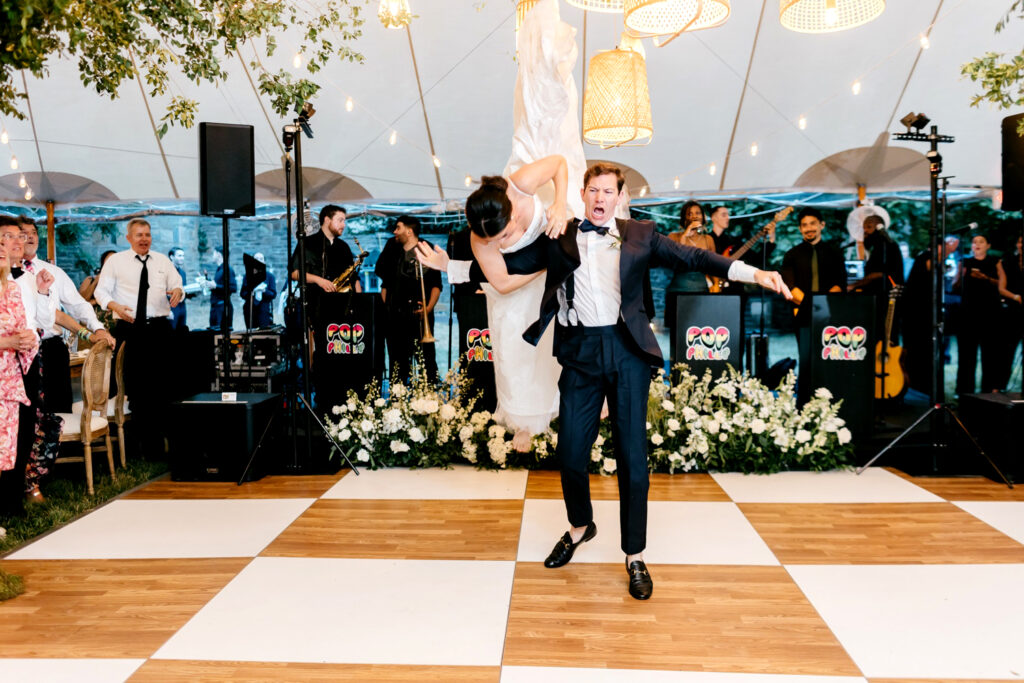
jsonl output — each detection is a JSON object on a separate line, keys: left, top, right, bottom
{"left": 199, "top": 122, "right": 256, "bottom": 217}
{"left": 169, "top": 392, "right": 280, "bottom": 481}
{"left": 1002, "top": 113, "right": 1024, "bottom": 211}
{"left": 958, "top": 392, "right": 1024, "bottom": 482}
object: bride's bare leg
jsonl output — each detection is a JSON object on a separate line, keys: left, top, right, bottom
{"left": 512, "top": 428, "right": 532, "bottom": 452}
{"left": 601, "top": 399, "right": 610, "bottom": 420}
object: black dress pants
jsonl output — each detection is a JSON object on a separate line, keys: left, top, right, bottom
{"left": 114, "top": 318, "right": 174, "bottom": 458}
{"left": 556, "top": 324, "right": 651, "bottom": 555}
{"left": 40, "top": 336, "right": 72, "bottom": 414}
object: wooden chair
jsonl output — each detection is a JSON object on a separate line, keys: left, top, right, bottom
{"left": 110, "top": 341, "right": 131, "bottom": 467}
{"left": 55, "top": 340, "right": 115, "bottom": 495}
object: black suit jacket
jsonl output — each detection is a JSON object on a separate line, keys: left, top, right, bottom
{"left": 497, "top": 218, "right": 734, "bottom": 366}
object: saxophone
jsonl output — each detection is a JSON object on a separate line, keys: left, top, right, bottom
{"left": 332, "top": 237, "right": 369, "bottom": 293}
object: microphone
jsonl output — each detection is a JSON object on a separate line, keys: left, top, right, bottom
{"left": 947, "top": 222, "right": 978, "bottom": 235}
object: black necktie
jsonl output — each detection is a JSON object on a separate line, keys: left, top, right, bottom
{"left": 135, "top": 255, "right": 149, "bottom": 325}
{"left": 579, "top": 219, "right": 609, "bottom": 235}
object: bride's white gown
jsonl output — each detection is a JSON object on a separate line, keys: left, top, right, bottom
{"left": 485, "top": 0, "right": 587, "bottom": 435}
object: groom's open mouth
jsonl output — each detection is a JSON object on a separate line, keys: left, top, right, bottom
{"left": 591, "top": 205, "right": 607, "bottom": 221}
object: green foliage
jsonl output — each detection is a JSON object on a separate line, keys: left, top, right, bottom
{"left": 961, "top": 1, "right": 1024, "bottom": 135}
{"left": 1, "top": 0, "right": 365, "bottom": 128}
{"left": 0, "top": 569, "right": 24, "bottom": 602}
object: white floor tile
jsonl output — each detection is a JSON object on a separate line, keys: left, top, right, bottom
{"left": 501, "top": 669, "right": 866, "bottom": 683}
{"left": 711, "top": 468, "right": 943, "bottom": 503}
{"left": 7, "top": 499, "right": 314, "bottom": 559}
{"left": 517, "top": 499, "right": 778, "bottom": 565}
{"left": 153, "top": 556, "right": 515, "bottom": 665}
{"left": 0, "top": 659, "right": 144, "bottom": 683}
{"left": 321, "top": 465, "right": 528, "bottom": 499}
{"left": 787, "top": 564, "right": 1024, "bottom": 679}
{"left": 954, "top": 501, "right": 1024, "bottom": 546}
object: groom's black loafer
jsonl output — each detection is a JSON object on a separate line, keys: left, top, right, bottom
{"left": 627, "top": 560, "right": 653, "bottom": 600}
{"left": 543, "top": 521, "right": 597, "bottom": 568}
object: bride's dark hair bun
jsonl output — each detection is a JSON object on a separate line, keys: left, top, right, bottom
{"left": 467, "top": 176, "right": 511, "bottom": 238}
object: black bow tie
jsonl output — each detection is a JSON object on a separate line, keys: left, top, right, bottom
{"left": 10, "top": 267, "right": 24, "bottom": 279}
{"left": 579, "top": 220, "right": 609, "bottom": 235}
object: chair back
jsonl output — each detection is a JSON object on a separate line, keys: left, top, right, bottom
{"left": 79, "top": 340, "right": 113, "bottom": 439}
{"left": 113, "top": 341, "right": 128, "bottom": 423}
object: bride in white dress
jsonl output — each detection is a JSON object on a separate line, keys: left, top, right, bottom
{"left": 420, "top": 0, "right": 587, "bottom": 450}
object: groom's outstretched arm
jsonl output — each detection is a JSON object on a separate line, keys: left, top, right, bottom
{"left": 650, "top": 230, "right": 792, "bottom": 298}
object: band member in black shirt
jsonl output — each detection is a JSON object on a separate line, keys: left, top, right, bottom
{"left": 375, "top": 216, "right": 441, "bottom": 385}
{"left": 848, "top": 213, "right": 904, "bottom": 344}
{"left": 781, "top": 207, "right": 848, "bottom": 328}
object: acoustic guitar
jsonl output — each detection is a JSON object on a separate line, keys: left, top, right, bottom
{"left": 709, "top": 206, "right": 793, "bottom": 293}
{"left": 875, "top": 285, "right": 907, "bottom": 400}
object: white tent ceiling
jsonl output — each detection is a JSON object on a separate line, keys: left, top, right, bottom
{"left": 0, "top": 0, "right": 1019, "bottom": 206}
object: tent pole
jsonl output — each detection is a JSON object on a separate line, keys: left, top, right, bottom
{"left": 405, "top": 25, "right": 445, "bottom": 201}
{"left": 128, "top": 47, "right": 180, "bottom": 199}
{"left": 45, "top": 200, "right": 55, "bottom": 263}
{"left": 718, "top": 0, "right": 768, "bottom": 191}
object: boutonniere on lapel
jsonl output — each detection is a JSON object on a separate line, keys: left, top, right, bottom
{"left": 607, "top": 224, "right": 623, "bottom": 250}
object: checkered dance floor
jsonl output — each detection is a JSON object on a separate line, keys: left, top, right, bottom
{"left": 1, "top": 466, "right": 1023, "bottom": 682}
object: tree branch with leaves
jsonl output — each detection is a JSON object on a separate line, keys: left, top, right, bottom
{"left": 0, "top": 0, "right": 365, "bottom": 136}
{"left": 962, "top": 0, "right": 1024, "bottom": 134}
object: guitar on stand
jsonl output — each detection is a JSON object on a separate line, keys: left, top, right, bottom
{"left": 709, "top": 206, "right": 793, "bottom": 293}
{"left": 875, "top": 284, "right": 907, "bottom": 400}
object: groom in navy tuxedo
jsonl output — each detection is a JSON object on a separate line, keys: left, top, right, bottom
{"left": 495, "top": 163, "right": 791, "bottom": 599}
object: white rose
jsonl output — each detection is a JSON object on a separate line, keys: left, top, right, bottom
{"left": 337, "top": 418, "right": 349, "bottom": 429}
{"left": 440, "top": 404, "right": 457, "bottom": 421}
{"left": 339, "top": 429, "right": 352, "bottom": 442}
{"left": 602, "top": 457, "right": 617, "bottom": 473}
{"left": 795, "top": 429, "right": 811, "bottom": 444}
{"left": 667, "top": 430, "right": 676, "bottom": 438}
{"left": 719, "top": 433, "right": 728, "bottom": 442}
{"left": 331, "top": 405, "right": 344, "bottom": 415}
{"left": 837, "top": 427, "right": 852, "bottom": 445}
{"left": 750, "top": 418, "right": 766, "bottom": 434}
{"left": 651, "top": 433, "right": 664, "bottom": 446}
{"left": 374, "top": 398, "right": 386, "bottom": 408}
{"left": 360, "top": 419, "right": 373, "bottom": 432}
{"left": 682, "top": 407, "right": 698, "bottom": 422}
{"left": 357, "top": 448, "right": 370, "bottom": 462}
{"left": 667, "top": 418, "right": 681, "bottom": 431}
{"left": 391, "top": 384, "right": 407, "bottom": 398}
{"left": 459, "top": 426, "right": 474, "bottom": 441}
{"left": 409, "top": 427, "right": 426, "bottom": 443}
{"left": 595, "top": 434, "right": 606, "bottom": 447}
{"left": 646, "top": 421, "right": 652, "bottom": 431}
{"left": 488, "top": 424, "right": 506, "bottom": 438}
{"left": 661, "top": 400, "right": 675, "bottom": 411}
{"left": 363, "top": 406, "right": 373, "bottom": 415}
{"left": 390, "top": 440, "right": 410, "bottom": 453}
{"left": 591, "top": 448, "right": 602, "bottom": 462}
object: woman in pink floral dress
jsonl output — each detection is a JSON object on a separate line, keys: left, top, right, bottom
{"left": 0, "top": 237, "right": 39, "bottom": 472}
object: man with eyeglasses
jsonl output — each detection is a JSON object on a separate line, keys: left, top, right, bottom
{"left": 0, "top": 216, "right": 56, "bottom": 516}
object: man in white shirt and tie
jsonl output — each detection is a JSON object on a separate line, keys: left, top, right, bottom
{"left": 95, "top": 218, "right": 184, "bottom": 458}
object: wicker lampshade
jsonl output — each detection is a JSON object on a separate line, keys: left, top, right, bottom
{"left": 779, "top": 0, "right": 885, "bottom": 33}
{"left": 378, "top": 0, "right": 412, "bottom": 29}
{"left": 582, "top": 42, "right": 653, "bottom": 147}
{"left": 516, "top": 0, "right": 539, "bottom": 30}
{"left": 565, "top": 0, "right": 624, "bottom": 12}
{"left": 623, "top": 0, "right": 700, "bottom": 37}
{"left": 686, "top": 0, "right": 731, "bottom": 31}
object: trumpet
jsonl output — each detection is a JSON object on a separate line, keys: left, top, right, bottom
{"left": 417, "top": 259, "right": 435, "bottom": 343}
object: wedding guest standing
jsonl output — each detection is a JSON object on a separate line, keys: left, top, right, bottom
{"left": 954, "top": 233, "right": 1003, "bottom": 395}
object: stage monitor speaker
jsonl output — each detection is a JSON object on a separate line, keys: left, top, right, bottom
{"left": 1002, "top": 113, "right": 1024, "bottom": 211}
{"left": 958, "top": 392, "right": 1024, "bottom": 482}
{"left": 199, "top": 122, "right": 255, "bottom": 217}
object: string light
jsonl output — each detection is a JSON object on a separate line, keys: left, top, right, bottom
{"left": 292, "top": 53, "right": 303, "bottom": 69}
{"left": 18, "top": 175, "right": 26, "bottom": 188}
{"left": 851, "top": 80, "right": 862, "bottom": 95}
{"left": 750, "top": 143, "right": 758, "bottom": 156}
{"left": 919, "top": 33, "right": 930, "bottom": 49}
{"left": 24, "top": 188, "right": 32, "bottom": 201}
{"left": 432, "top": 156, "right": 441, "bottom": 168}
{"left": 389, "top": 130, "right": 397, "bottom": 145}
{"left": 709, "top": 163, "right": 716, "bottom": 176}
{"left": 10, "top": 156, "right": 17, "bottom": 170}
{"left": 345, "top": 97, "right": 354, "bottom": 112}
{"left": 673, "top": 176, "right": 680, "bottom": 189}
{"left": 464, "top": 174, "right": 472, "bottom": 187}
{"left": 798, "top": 115, "right": 807, "bottom": 130}
{"left": 0, "top": 129, "right": 7, "bottom": 145}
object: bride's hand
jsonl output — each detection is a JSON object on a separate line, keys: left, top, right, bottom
{"left": 544, "top": 200, "right": 568, "bottom": 238}
{"left": 415, "top": 242, "right": 450, "bottom": 272}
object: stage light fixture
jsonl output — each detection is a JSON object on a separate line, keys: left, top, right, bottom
{"left": 899, "top": 112, "right": 930, "bottom": 133}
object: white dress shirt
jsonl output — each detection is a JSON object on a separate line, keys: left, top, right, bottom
{"left": 9, "top": 270, "right": 57, "bottom": 335}
{"left": 94, "top": 249, "right": 183, "bottom": 321}
{"left": 25, "top": 257, "right": 104, "bottom": 338}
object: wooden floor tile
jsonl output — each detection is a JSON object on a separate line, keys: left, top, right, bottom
{"left": 261, "top": 499, "right": 523, "bottom": 560}
{"left": 869, "top": 679, "right": 1014, "bottom": 683}
{"left": 502, "top": 563, "right": 860, "bottom": 675}
{"left": 126, "top": 471, "right": 349, "bottom": 499}
{"left": 129, "top": 661, "right": 499, "bottom": 682}
{"left": 741, "top": 503, "right": 1024, "bottom": 564}
{"left": 526, "top": 470, "right": 730, "bottom": 501}
{"left": 0, "top": 558, "right": 249, "bottom": 658}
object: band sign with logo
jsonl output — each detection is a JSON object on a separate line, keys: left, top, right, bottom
{"left": 821, "top": 325, "right": 867, "bottom": 361}
{"left": 465, "top": 328, "right": 493, "bottom": 363}
{"left": 685, "top": 326, "right": 731, "bottom": 361}
{"left": 327, "top": 323, "right": 365, "bottom": 355}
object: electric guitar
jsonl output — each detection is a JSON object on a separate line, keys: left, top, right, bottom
{"left": 709, "top": 207, "right": 792, "bottom": 293}
{"left": 875, "top": 285, "right": 907, "bottom": 400}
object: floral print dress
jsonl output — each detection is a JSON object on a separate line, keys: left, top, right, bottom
{"left": 0, "top": 283, "right": 38, "bottom": 470}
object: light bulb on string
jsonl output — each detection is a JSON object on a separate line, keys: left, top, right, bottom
{"left": 10, "top": 156, "right": 17, "bottom": 170}
{"left": 292, "top": 52, "right": 303, "bottom": 69}
{"left": 919, "top": 33, "right": 930, "bottom": 49}
{"left": 464, "top": 175, "right": 472, "bottom": 187}
{"left": 798, "top": 115, "right": 807, "bottom": 130}
{"left": 18, "top": 175, "right": 26, "bottom": 188}
{"left": 673, "top": 176, "right": 680, "bottom": 190}
{"left": 432, "top": 156, "right": 441, "bottom": 169}
{"left": 389, "top": 130, "right": 397, "bottom": 145}
{"left": 709, "top": 163, "right": 716, "bottom": 176}
{"left": 345, "top": 97, "right": 354, "bottom": 112}
{"left": 851, "top": 80, "right": 862, "bottom": 95}
{"left": 0, "top": 129, "right": 7, "bottom": 145}
{"left": 24, "top": 188, "right": 32, "bottom": 201}
{"left": 750, "top": 143, "right": 758, "bottom": 157}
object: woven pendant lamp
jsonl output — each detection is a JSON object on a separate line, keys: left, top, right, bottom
{"left": 779, "top": 0, "right": 885, "bottom": 33}
{"left": 582, "top": 35, "right": 653, "bottom": 148}
{"left": 565, "top": 0, "right": 624, "bottom": 11}
{"left": 378, "top": 0, "right": 412, "bottom": 29}
{"left": 516, "top": 0, "right": 540, "bottom": 30}
{"left": 623, "top": 0, "right": 701, "bottom": 37}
